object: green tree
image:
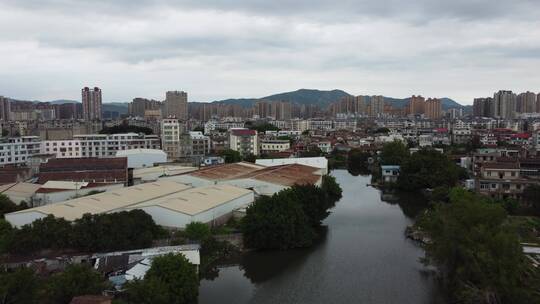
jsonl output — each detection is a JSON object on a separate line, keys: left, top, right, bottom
{"left": 0, "top": 219, "right": 13, "bottom": 254}
{"left": 522, "top": 184, "right": 540, "bottom": 215}
{"left": 43, "top": 264, "right": 110, "bottom": 304}
{"left": 380, "top": 141, "right": 409, "bottom": 165}
{"left": 0, "top": 194, "right": 24, "bottom": 218}
{"left": 125, "top": 253, "right": 199, "bottom": 304}
{"left": 347, "top": 149, "right": 371, "bottom": 175}
{"left": 417, "top": 188, "right": 540, "bottom": 303}
{"left": 218, "top": 149, "right": 242, "bottom": 163}
{"left": 288, "top": 184, "right": 331, "bottom": 226}
{"left": 0, "top": 267, "right": 41, "bottom": 304}
{"left": 242, "top": 194, "right": 315, "bottom": 250}
{"left": 184, "top": 222, "right": 211, "bottom": 241}
{"left": 321, "top": 175, "right": 343, "bottom": 203}
{"left": 397, "top": 149, "right": 461, "bottom": 191}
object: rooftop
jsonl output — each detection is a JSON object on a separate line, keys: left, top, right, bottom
{"left": 234, "top": 164, "right": 322, "bottom": 186}
{"left": 230, "top": 129, "right": 257, "bottom": 136}
{"left": 483, "top": 162, "right": 520, "bottom": 170}
{"left": 116, "top": 149, "right": 167, "bottom": 156}
{"left": 7, "top": 180, "right": 192, "bottom": 221}
{"left": 189, "top": 162, "right": 264, "bottom": 180}
{"left": 126, "top": 184, "right": 252, "bottom": 216}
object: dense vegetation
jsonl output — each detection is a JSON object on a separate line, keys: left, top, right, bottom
{"left": 347, "top": 148, "right": 371, "bottom": 175}
{"left": 0, "top": 194, "right": 27, "bottom": 218}
{"left": 417, "top": 188, "right": 540, "bottom": 304}
{"left": 218, "top": 149, "right": 242, "bottom": 163}
{"left": 99, "top": 123, "right": 153, "bottom": 135}
{"left": 1, "top": 210, "right": 166, "bottom": 255}
{"left": 397, "top": 149, "right": 465, "bottom": 191}
{"left": 242, "top": 175, "right": 342, "bottom": 250}
{"left": 379, "top": 140, "right": 409, "bottom": 166}
{"left": 124, "top": 253, "right": 199, "bottom": 304}
{"left": 246, "top": 122, "right": 280, "bottom": 133}
{"left": 0, "top": 264, "right": 110, "bottom": 304}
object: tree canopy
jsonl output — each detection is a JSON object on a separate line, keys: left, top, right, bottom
{"left": 397, "top": 149, "right": 463, "bottom": 191}
{"left": 417, "top": 188, "right": 540, "bottom": 303}
{"left": 125, "top": 253, "right": 199, "bottom": 304}
{"left": 218, "top": 149, "right": 242, "bottom": 163}
{"left": 43, "top": 264, "right": 110, "bottom": 304}
{"left": 242, "top": 177, "right": 342, "bottom": 250}
{"left": 0, "top": 194, "right": 25, "bottom": 218}
{"left": 379, "top": 141, "right": 409, "bottom": 165}
{"left": 2, "top": 210, "right": 166, "bottom": 255}
{"left": 522, "top": 184, "right": 540, "bottom": 216}
{"left": 0, "top": 267, "right": 41, "bottom": 304}
{"left": 99, "top": 123, "right": 153, "bottom": 135}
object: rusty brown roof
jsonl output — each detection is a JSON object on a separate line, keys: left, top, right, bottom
{"left": 235, "top": 163, "right": 321, "bottom": 186}
{"left": 190, "top": 162, "right": 264, "bottom": 180}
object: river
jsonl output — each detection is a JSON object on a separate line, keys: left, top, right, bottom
{"left": 199, "top": 170, "right": 447, "bottom": 304}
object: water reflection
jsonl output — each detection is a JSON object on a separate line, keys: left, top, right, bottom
{"left": 199, "top": 171, "right": 446, "bottom": 304}
{"left": 380, "top": 190, "right": 430, "bottom": 219}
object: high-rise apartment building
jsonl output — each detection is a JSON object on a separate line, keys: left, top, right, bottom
{"left": 492, "top": 90, "right": 516, "bottom": 119}
{"left": 82, "top": 87, "right": 102, "bottom": 121}
{"left": 0, "top": 96, "right": 11, "bottom": 121}
{"left": 369, "top": 95, "right": 384, "bottom": 117}
{"left": 473, "top": 98, "right": 493, "bottom": 117}
{"left": 425, "top": 98, "right": 442, "bottom": 120}
{"left": 517, "top": 91, "right": 537, "bottom": 113}
{"left": 407, "top": 95, "right": 425, "bottom": 115}
{"left": 164, "top": 91, "right": 188, "bottom": 120}
{"left": 129, "top": 98, "right": 162, "bottom": 118}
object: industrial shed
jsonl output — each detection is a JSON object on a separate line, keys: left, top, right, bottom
{"left": 168, "top": 162, "right": 323, "bottom": 195}
{"left": 116, "top": 149, "right": 167, "bottom": 169}
{"left": 123, "top": 184, "right": 254, "bottom": 228}
{"left": 5, "top": 180, "right": 192, "bottom": 228}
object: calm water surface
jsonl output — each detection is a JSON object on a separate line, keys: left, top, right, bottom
{"left": 199, "top": 170, "right": 446, "bottom": 304}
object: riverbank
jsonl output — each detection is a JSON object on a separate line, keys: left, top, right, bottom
{"left": 198, "top": 171, "right": 446, "bottom": 304}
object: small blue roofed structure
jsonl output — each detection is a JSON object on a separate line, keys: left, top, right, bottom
{"left": 381, "top": 165, "right": 400, "bottom": 183}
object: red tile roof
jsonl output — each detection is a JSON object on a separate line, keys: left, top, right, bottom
{"left": 37, "top": 158, "right": 127, "bottom": 184}
{"left": 231, "top": 129, "right": 257, "bottom": 136}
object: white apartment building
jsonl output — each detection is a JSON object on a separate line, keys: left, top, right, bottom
{"left": 260, "top": 140, "right": 290, "bottom": 154}
{"left": 229, "top": 128, "right": 258, "bottom": 156}
{"left": 289, "top": 119, "right": 310, "bottom": 132}
{"left": 161, "top": 119, "right": 185, "bottom": 160}
{"left": 188, "top": 131, "right": 211, "bottom": 157}
{"left": 41, "top": 133, "right": 160, "bottom": 159}
{"left": 204, "top": 120, "right": 245, "bottom": 134}
{"left": 0, "top": 136, "right": 41, "bottom": 166}
{"left": 308, "top": 119, "right": 333, "bottom": 131}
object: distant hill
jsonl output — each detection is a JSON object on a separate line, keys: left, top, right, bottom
{"left": 211, "top": 88, "right": 466, "bottom": 110}
{"left": 210, "top": 89, "right": 351, "bottom": 108}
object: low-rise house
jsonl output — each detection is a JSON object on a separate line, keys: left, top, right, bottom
{"left": 476, "top": 162, "right": 534, "bottom": 200}
{"left": 381, "top": 165, "right": 400, "bottom": 183}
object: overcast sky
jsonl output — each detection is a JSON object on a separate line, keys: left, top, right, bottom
{"left": 1, "top": 0, "right": 539, "bottom": 104}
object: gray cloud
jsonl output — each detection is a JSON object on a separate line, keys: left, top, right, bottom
{"left": 0, "top": 0, "right": 539, "bottom": 103}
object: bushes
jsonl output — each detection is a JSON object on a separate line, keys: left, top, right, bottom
{"left": 417, "top": 188, "right": 540, "bottom": 303}
{"left": 184, "top": 222, "right": 211, "bottom": 242}
{"left": 0, "top": 194, "right": 26, "bottom": 218}
{"left": 3, "top": 210, "right": 166, "bottom": 255}
{"left": 125, "top": 253, "right": 199, "bottom": 304}
{"left": 0, "top": 265, "right": 109, "bottom": 304}
{"left": 242, "top": 177, "right": 343, "bottom": 250}
{"left": 397, "top": 149, "right": 461, "bottom": 191}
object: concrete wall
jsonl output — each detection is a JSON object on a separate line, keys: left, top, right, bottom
{"left": 133, "top": 191, "right": 254, "bottom": 229}
{"left": 33, "top": 184, "right": 124, "bottom": 206}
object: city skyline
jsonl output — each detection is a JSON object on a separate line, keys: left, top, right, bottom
{"left": 1, "top": 1, "right": 540, "bottom": 104}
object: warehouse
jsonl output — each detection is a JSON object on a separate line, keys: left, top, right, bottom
{"left": 116, "top": 149, "right": 167, "bottom": 169}
{"left": 169, "top": 162, "right": 323, "bottom": 195}
{"left": 123, "top": 184, "right": 254, "bottom": 228}
{"left": 5, "top": 180, "right": 192, "bottom": 227}
{"left": 256, "top": 157, "right": 328, "bottom": 174}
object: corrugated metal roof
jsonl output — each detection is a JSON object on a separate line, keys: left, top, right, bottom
{"left": 7, "top": 180, "right": 192, "bottom": 221}
{"left": 127, "top": 184, "right": 252, "bottom": 215}
{"left": 41, "top": 181, "right": 89, "bottom": 190}
{"left": 189, "top": 162, "right": 264, "bottom": 180}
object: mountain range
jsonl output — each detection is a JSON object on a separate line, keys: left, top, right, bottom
{"left": 11, "top": 89, "right": 469, "bottom": 113}
{"left": 208, "top": 89, "right": 467, "bottom": 111}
